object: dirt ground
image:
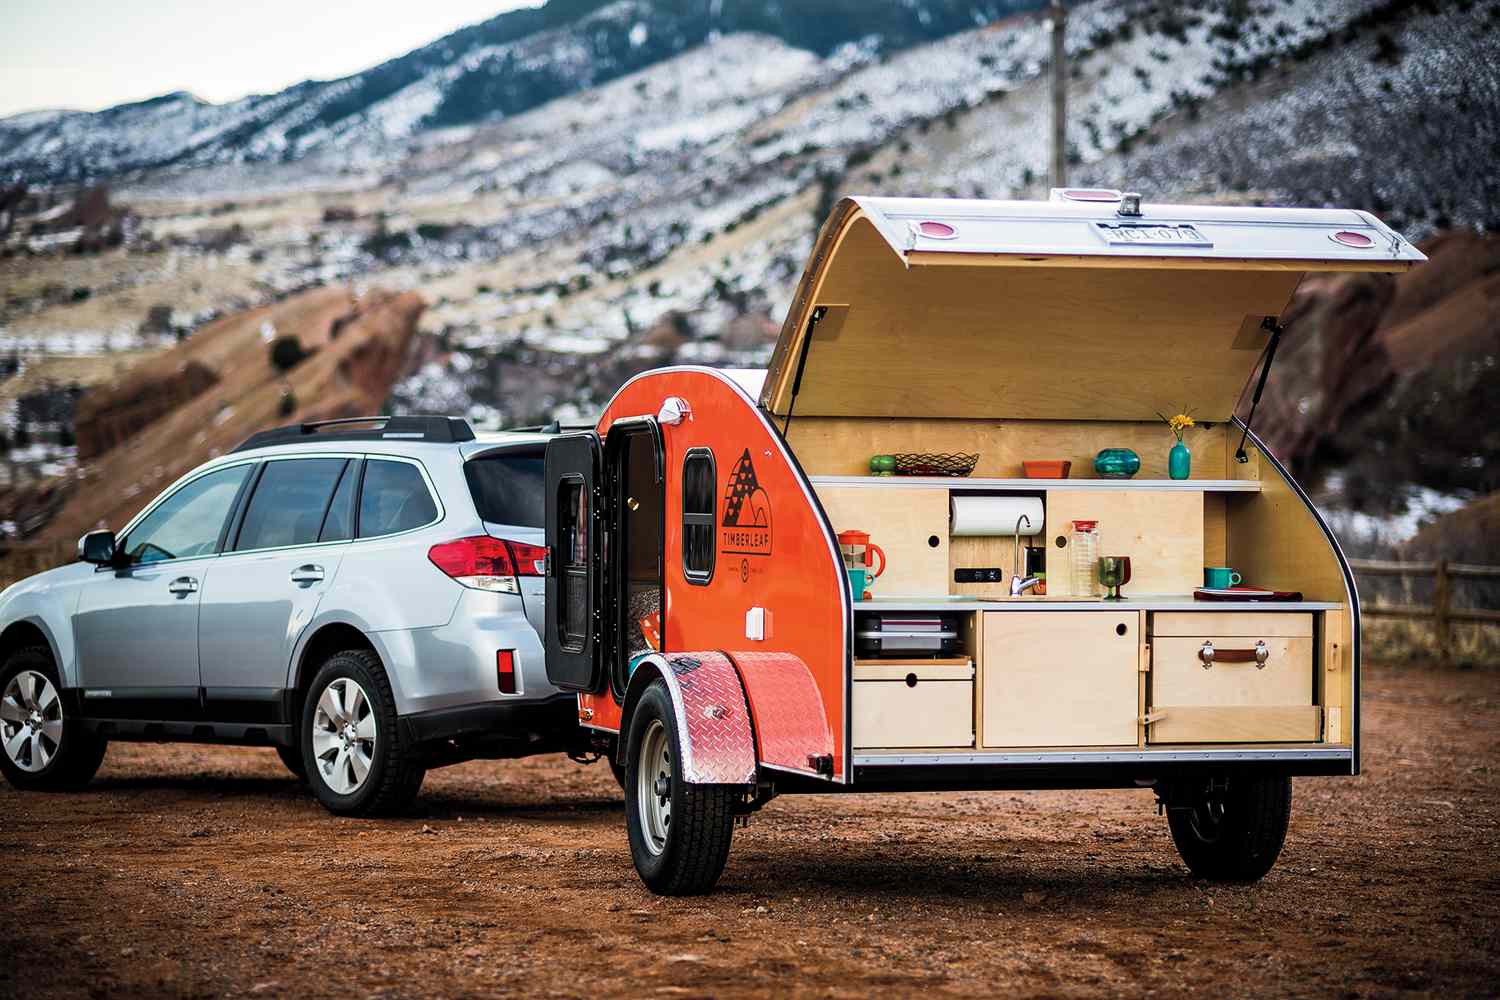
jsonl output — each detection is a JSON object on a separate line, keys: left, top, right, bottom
{"left": 2, "top": 662, "right": 1497, "bottom": 999}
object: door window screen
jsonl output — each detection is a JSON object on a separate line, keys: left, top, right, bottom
{"left": 681, "top": 449, "right": 715, "bottom": 584}
{"left": 557, "top": 479, "right": 589, "bottom": 650}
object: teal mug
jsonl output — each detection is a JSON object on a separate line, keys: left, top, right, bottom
{"left": 847, "top": 567, "right": 872, "bottom": 599}
{"left": 1204, "top": 566, "right": 1243, "bottom": 588}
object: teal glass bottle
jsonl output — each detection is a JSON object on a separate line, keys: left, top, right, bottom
{"left": 1169, "top": 440, "right": 1191, "bottom": 480}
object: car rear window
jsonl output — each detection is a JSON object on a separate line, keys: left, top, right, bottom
{"left": 464, "top": 447, "right": 545, "bottom": 528}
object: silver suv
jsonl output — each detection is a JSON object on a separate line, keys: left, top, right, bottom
{"left": 0, "top": 416, "right": 582, "bottom": 815}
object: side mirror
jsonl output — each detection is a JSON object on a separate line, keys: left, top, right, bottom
{"left": 78, "top": 529, "right": 117, "bottom": 566}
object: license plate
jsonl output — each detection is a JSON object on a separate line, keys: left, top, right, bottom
{"left": 1091, "top": 222, "right": 1213, "bottom": 248}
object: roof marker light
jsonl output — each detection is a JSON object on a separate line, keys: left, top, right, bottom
{"left": 1056, "top": 188, "right": 1123, "bottom": 202}
{"left": 915, "top": 220, "right": 957, "bottom": 240}
{"left": 1331, "top": 230, "right": 1375, "bottom": 248}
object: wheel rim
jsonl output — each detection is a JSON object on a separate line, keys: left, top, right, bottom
{"left": 311, "top": 678, "right": 376, "bottom": 795}
{"left": 637, "top": 718, "right": 672, "bottom": 857}
{"left": 2, "top": 670, "right": 62, "bottom": 773}
{"left": 1186, "top": 795, "right": 1228, "bottom": 844}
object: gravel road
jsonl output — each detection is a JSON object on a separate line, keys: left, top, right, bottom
{"left": 2, "top": 662, "right": 1496, "bottom": 999}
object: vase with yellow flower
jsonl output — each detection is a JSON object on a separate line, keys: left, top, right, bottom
{"left": 1157, "top": 410, "right": 1195, "bottom": 480}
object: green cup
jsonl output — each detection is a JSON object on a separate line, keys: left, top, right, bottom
{"left": 1204, "top": 566, "right": 1243, "bottom": 588}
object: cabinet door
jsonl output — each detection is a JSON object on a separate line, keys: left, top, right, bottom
{"left": 982, "top": 611, "right": 1139, "bottom": 747}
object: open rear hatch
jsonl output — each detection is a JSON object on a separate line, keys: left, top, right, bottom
{"left": 761, "top": 195, "right": 1424, "bottom": 424}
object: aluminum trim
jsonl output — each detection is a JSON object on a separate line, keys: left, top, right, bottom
{"left": 853, "top": 748, "right": 1354, "bottom": 767}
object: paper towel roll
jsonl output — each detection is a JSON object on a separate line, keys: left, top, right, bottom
{"left": 950, "top": 496, "right": 1045, "bottom": 537}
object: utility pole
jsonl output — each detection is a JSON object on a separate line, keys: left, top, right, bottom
{"left": 1050, "top": 0, "right": 1067, "bottom": 189}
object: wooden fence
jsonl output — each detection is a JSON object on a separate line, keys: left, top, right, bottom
{"left": 1351, "top": 558, "right": 1500, "bottom": 663}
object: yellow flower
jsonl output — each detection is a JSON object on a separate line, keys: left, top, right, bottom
{"left": 1168, "top": 414, "right": 1195, "bottom": 434}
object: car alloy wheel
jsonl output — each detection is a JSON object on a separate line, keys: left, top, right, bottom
{"left": 311, "top": 677, "right": 377, "bottom": 795}
{"left": 637, "top": 717, "right": 673, "bottom": 856}
{"left": 1, "top": 669, "right": 63, "bottom": 773}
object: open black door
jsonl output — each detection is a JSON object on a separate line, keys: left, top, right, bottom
{"left": 544, "top": 432, "right": 607, "bottom": 692}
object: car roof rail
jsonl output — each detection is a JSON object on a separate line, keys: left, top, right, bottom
{"left": 232, "top": 415, "right": 476, "bottom": 453}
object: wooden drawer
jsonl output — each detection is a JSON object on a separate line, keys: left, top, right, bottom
{"left": 1149, "top": 633, "right": 1317, "bottom": 743}
{"left": 1153, "top": 611, "right": 1313, "bottom": 638}
{"left": 853, "top": 661, "right": 973, "bottom": 749}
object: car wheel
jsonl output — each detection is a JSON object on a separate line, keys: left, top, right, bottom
{"left": 301, "top": 649, "right": 424, "bottom": 816}
{"left": 1166, "top": 775, "right": 1292, "bottom": 882}
{"left": 0, "top": 646, "right": 107, "bottom": 792}
{"left": 275, "top": 744, "right": 307, "bottom": 781}
{"left": 624, "top": 678, "right": 737, "bottom": 895}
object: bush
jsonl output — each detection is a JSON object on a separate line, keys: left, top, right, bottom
{"left": 278, "top": 389, "right": 297, "bottom": 417}
{"left": 269, "top": 336, "right": 309, "bottom": 372}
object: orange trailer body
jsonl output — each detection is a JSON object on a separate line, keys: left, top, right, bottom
{"left": 576, "top": 368, "right": 849, "bottom": 780}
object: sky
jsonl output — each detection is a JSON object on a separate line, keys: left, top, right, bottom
{"left": 0, "top": 0, "right": 544, "bottom": 118}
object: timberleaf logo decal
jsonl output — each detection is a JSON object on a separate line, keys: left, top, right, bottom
{"left": 721, "top": 448, "right": 772, "bottom": 556}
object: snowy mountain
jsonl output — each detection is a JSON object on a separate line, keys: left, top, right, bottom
{"left": 0, "top": 0, "right": 1038, "bottom": 185}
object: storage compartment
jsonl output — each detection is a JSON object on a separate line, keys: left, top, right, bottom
{"left": 981, "top": 611, "right": 1140, "bottom": 747}
{"left": 853, "top": 660, "right": 974, "bottom": 749}
{"left": 1148, "top": 611, "right": 1318, "bottom": 743}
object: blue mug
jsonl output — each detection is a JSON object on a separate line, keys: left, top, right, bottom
{"left": 1204, "top": 566, "right": 1243, "bottom": 588}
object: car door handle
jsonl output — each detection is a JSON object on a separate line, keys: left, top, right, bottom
{"left": 290, "top": 565, "right": 325, "bottom": 584}
{"left": 168, "top": 577, "right": 199, "bottom": 596}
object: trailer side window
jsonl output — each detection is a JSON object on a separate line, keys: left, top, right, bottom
{"left": 682, "top": 448, "right": 716, "bottom": 585}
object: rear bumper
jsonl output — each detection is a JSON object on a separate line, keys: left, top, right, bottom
{"left": 399, "top": 692, "right": 579, "bottom": 747}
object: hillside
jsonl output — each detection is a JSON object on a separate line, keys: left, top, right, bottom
{"left": 1, "top": 0, "right": 1497, "bottom": 558}
{"left": 21, "top": 286, "right": 426, "bottom": 547}
{"left": 0, "top": 0, "right": 1039, "bottom": 185}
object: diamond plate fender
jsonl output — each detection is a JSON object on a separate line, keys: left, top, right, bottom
{"left": 627, "top": 651, "right": 757, "bottom": 785}
{"left": 726, "top": 651, "right": 833, "bottom": 777}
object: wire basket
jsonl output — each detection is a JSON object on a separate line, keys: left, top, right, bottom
{"left": 891, "top": 453, "right": 979, "bottom": 477}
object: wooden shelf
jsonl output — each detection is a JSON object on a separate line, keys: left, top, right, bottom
{"left": 811, "top": 475, "right": 1260, "bottom": 492}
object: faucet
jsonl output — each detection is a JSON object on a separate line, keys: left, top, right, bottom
{"left": 1010, "top": 514, "right": 1042, "bottom": 597}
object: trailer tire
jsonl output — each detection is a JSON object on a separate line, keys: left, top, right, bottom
{"left": 625, "top": 679, "right": 736, "bottom": 895}
{"left": 1166, "top": 775, "right": 1291, "bottom": 882}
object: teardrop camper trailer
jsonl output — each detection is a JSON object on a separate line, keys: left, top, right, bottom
{"left": 541, "top": 193, "right": 1424, "bottom": 895}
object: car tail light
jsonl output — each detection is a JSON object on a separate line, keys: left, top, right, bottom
{"left": 428, "top": 536, "right": 545, "bottom": 592}
{"left": 496, "top": 650, "right": 516, "bottom": 694}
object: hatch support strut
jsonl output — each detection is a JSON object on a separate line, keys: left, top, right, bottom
{"left": 1235, "top": 317, "right": 1285, "bottom": 464}
{"left": 781, "top": 305, "right": 826, "bottom": 436}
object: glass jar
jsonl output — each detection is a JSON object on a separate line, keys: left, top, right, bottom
{"left": 1069, "top": 520, "right": 1102, "bottom": 596}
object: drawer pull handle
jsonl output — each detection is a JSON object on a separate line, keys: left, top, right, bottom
{"left": 1199, "top": 640, "right": 1269, "bottom": 669}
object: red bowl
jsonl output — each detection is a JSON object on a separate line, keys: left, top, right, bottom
{"left": 1022, "top": 460, "right": 1072, "bottom": 479}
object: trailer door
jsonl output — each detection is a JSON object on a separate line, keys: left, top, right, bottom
{"left": 544, "top": 432, "right": 607, "bottom": 692}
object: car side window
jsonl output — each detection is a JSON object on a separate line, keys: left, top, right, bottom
{"left": 234, "top": 458, "right": 348, "bottom": 551}
{"left": 122, "top": 464, "right": 251, "bottom": 565}
{"left": 357, "top": 460, "right": 437, "bottom": 538}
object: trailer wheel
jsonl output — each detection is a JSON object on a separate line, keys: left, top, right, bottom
{"left": 624, "top": 679, "right": 736, "bottom": 895}
{"left": 1166, "top": 775, "right": 1292, "bottom": 882}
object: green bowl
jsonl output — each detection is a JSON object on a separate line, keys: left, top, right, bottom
{"left": 1094, "top": 448, "right": 1142, "bottom": 479}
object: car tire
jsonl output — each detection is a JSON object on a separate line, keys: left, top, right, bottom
{"left": 1166, "top": 775, "right": 1292, "bottom": 882}
{"left": 275, "top": 744, "right": 307, "bottom": 781}
{"left": 624, "top": 678, "right": 737, "bottom": 895}
{"left": 301, "top": 649, "right": 424, "bottom": 816}
{"left": 0, "top": 646, "right": 107, "bottom": 792}
{"left": 609, "top": 755, "right": 627, "bottom": 789}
